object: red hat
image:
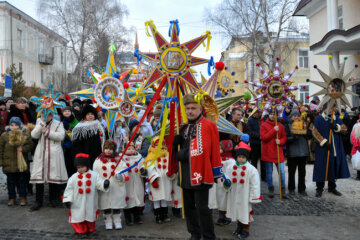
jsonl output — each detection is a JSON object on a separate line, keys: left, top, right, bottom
{"left": 235, "top": 142, "right": 251, "bottom": 159}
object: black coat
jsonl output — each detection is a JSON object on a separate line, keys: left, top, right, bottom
{"left": 72, "top": 132, "right": 102, "bottom": 169}
{"left": 285, "top": 121, "right": 310, "bottom": 158}
{"left": 247, "top": 116, "right": 261, "bottom": 145}
{"left": 6, "top": 104, "right": 34, "bottom": 125}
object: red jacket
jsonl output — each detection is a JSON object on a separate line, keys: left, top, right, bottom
{"left": 260, "top": 119, "right": 287, "bottom": 163}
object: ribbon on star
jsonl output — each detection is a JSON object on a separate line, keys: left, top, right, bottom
{"left": 202, "top": 30, "right": 212, "bottom": 52}
{"left": 207, "top": 56, "right": 214, "bottom": 76}
{"left": 145, "top": 20, "right": 156, "bottom": 37}
{"left": 134, "top": 48, "right": 142, "bottom": 66}
{"left": 168, "top": 19, "right": 180, "bottom": 37}
{"left": 194, "top": 90, "right": 208, "bottom": 106}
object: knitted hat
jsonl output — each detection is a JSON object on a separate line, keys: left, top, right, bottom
{"left": 240, "top": 134, "right": 250, "bottom": 144}
{"left": 81, "top": 104, "right": 98, "bottom": 120}
{"left": 63, "top": 106, "right": 72, "bottom": 112}
{"left": 288, "top": 110, "right": 300, "bottom": 119}
{"left": 153, "top": 104, "right": 163, "bottom": 118}
{"left": 235, "top": 142, "right": 251, "bottom": 159}
{"left": 104, "top": 139, "right": 117, "bottom": 150}
{"left": 74, "top": 153, "right": 90, "bottom": 167}
{"left": 183, "top": 94, "right": 203, "bottom": 106}
{"left": 9, "top": 117, "right": 22, "bottom": 128}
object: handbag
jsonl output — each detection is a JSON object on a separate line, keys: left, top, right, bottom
{"left": 351, "top": 150, "right": 360, "bottom": 170}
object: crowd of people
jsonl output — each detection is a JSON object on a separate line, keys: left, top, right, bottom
{"left": 0, "top": 94, "right": 359, "bottom": 240}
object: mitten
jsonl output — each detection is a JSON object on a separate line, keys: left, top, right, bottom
{"left": 223, "top": 178, "right": 231, "bottom": 189}
{"left": 324, "top": 142, "right": 332, "bottom": 151}
{"left": 151, "top": 180, "right": 159, "bottom": 189}
{"left": 104, "top": 179, "right": 110, "bottom": 189}
{"left": 329, "top": 123, "right": 337, "bottom": 131}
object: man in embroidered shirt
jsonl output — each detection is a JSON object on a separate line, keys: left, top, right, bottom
{"left": 172, "top": 94, "right": 221, "bottom": 240}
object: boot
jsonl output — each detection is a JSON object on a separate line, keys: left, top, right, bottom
{"left": 268, "top": 186, "right": 274, "bottom": 198}
{"left": 161, "top": 207, "right": 171, "bottom": 223}
{"left": 356, "top": 171, "right": 360, "bottom": 181}
{"left": 19, "top": 197, "right": 27, "bottom": 206}
{"left": 103, "top": 213, "right": 113, "bottom": 230}
{"left": 281, "top": 187, "right": 288, "bottom": 199}
{"left": 29, "top": 184, "right": 43, "bottom": 211}
{"left": 8, "top": 199, "right": 15, "bottom": 206}
{"left": 315, "top": 189, "right": 323, "bottom": 198}
{"left": 124, "top": 209, "right": 133, "bottom": 226}
{"left": 172, "top": 207, "right": 181, "bottom": 218}
{"left": 133, "top": 207, "right": 143, "bottom": 224}
{"left": 154, "top": 208, "right": 163, "bottom": 224}
{"left": 112, "top": 213, "right": 122, "bottom": 230}
{"left": 232, "top": 221, "right": 242, "bottom": 236}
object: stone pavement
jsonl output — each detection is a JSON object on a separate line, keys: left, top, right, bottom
{"left": 0, "top": 164, "right": 360, "bottom": 240}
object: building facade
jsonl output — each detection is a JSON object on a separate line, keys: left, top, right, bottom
{"left": 294, "top": 0, "right": 360, "bottom": 107}
{"left": 0, "top": 1, "right": 68, "bottom": 92}
{"left": 221, "top": 34, "right": 311, "bottom": 104}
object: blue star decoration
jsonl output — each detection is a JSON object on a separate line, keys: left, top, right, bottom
{"left": 30, "top": 84, "right": 66, "bottom": 121}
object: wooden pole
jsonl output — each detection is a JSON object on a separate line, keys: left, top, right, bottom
{"left": 176, "top": 87, "right": 185, "bottom": 219}
{"left": 325, "top": 106, "right": 335, "bottom": 182}
{"left": 274, "top": 108, "right": 282, "bottom": 200}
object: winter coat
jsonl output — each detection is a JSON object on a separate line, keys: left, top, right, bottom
{"left": 0, "top": 129, "right": 34, "bottom": 173}
{"left": 247, "top": 116, "right": 261, "bottom": 145}
{"left": 260, "top": 119, "right": 287, "bottom": 163}
{"left": 224, "top": 160, "right": 261, "bottom": 224}
{"left": 93, "top": 154, "right": 128, "bottom": 210}
{"left": 62, "top": 116, "right": 79, "bottom": 176}
{"left": 122, "top": 153, "right": 145, "bottom": 208}
{"left": 5, "top": 104, "right": 34, "bottom": 126}
{"left": 30, "top": 118, "right": 68, "bottom": 184}
{"left": 350, "top": 122, "right": 360, "bottom": 156}
{"left": 72, "top": 121, "right": 105, "bottom": 169}
{"left": 312, "top": 114, "right": 350, "bottom": 182}
{"left": 285, "top": 121, "right": 310, "bottom": 158}
{"left": 62, "top": 170, "right": 107, "bottom": 223}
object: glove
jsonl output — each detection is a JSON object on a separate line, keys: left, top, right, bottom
{"left": 173, "top": 135, "right": 183, "bottom": 149}
{"left": 104, "top": 179, "right": 110, "bottom": 189}
{"left": 324, "top": 142, "right": 332, "bottom": 151}
{"left": 151, "top": 180, "right": 159, "bottom": 188}
{"left": 64, "top": 202, "right": 71, "bottom": 209}
{"left": 329, "top": 123, "right": 338, "bottom": 131}
{"left": 140, "top": 168, "right": 147, "bottom": 177}
{"left": 223, "top": 179, "right": 231, "bottom": 189}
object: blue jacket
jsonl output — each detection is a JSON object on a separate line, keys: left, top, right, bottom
{"left": 247, "top": 116, "right": 261, "bottom": 145}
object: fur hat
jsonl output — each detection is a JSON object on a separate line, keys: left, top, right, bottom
{"left": 183, "top": 94, "right": 203, "bottom": 106}
{"left": 74, "top": 153, "right": 90, "bottom": 168}
{"left": 235, "top": 142, "right": 251, "bottom": 159}
{"left": 153, "top": 104, "right": 163, "bottom": 118}
{"left": 81, "top": 104, "right": 98, "bottom": 120}
{"left": 104, "top": 139, "right": 117, "bottom": 150}
{"left": 9, "top": 117, "right": 22, "bottom": 129}
{"left": 288, "top": 110, "right": 300, "bottom": 119}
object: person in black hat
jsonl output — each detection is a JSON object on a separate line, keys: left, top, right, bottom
{"left": 71, "top": 105, "right": 105, "bottom": 168}
{"left": 71, "top": 99, "right": 82, "bottom": 121}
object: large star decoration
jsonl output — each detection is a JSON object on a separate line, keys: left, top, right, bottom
{"left": 308, "top": 56, "right": 359, "bottom": 113}
{"left": 140, "top": 20, "right": 211, "bottom": 95}
{"left": 30, "top": 84, "right": 66, "bottom": 120}
{"left": 245, "top": 58, "right": 299, "bottom": 113}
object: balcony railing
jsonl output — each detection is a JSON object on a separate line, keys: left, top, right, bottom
{"left": 38, "top": 54, "right": 54, "bottom": 65}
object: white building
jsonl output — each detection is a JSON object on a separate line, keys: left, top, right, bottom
{"left": 293, "top": 0, "right": 360, "bottom": 107}
{"left": 0, "top": 1, "right": 68, "bottom": 92}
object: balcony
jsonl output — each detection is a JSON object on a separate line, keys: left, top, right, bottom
{"left": 38, "top": 54, "right": 54, "bottom": 65}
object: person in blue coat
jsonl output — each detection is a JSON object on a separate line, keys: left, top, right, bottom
{"left": 312, "top": 106, "right": 350, "bottom": 197}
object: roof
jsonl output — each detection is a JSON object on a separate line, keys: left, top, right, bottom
{"left": 0, "top": 1, "right": 68, "bottom": 44}
{"left": 293, "top": 0, "right": 312, "bottom": 16}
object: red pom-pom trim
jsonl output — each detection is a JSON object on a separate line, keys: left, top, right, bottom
{"left": 102, "top": 160, "right": 107, "bottom": 164}
{"left": 86, "top": 188, "right": 91, "bottom": 194}
{"left": 78, "top": 188, "right": 84, "bottom": 194}
{"left": 276, "top": 57, "right": 280, "bottom": 61}
{"left": 78, "top": 181, "right": 82, "bottom": 186}
{"left": 166, "top": 172, "right": 171, "bottom": 177}
{"left": 256, "top": 62, "right": 260, "bottom": 67}
{"left": 111, "top": 172, "right": 115, "bottom": 176}
{"left": 157, "top": 158, "right": 161, "bottom": 162}
{"left": 241, "top": 171, "right": 245, "bottom": 177}
{"left": 68, "top": 210, "right": 71, "bottom": 216}
{"left": 96, "top": 209, "right": 100, "bottom": 215}
{"left": 125, "top": 176, "right": 130, "bottom": 182}
{"left": 103, "top": 173, "right": 108, "bottom": 177}
{"left": 171, "top": 190, "right": 175, "bottom": 194}
{"left": 260, "top": 195, "right": 263, "bottom": 200}
{"left": 250, "top": 210, "right": 254, "bottom": 215}
{"left": 102, "top": 166, "right": 107, "bottom": 170}
{"left": 78, "top": 174, "right": 83, "bottom": 179}
{"left": 128, "top": 169, "right": 132, "bottom": 173}
{"left": 232, "top": 171, "right": 237, "bottom": 176}
{"left": 111, "top": 159, "right": 115, "bottom": 162}
{"left": 111, "top": 165, "right": 116, "bottom": 170}
{"left": 158, "top": 164, "right": 161, "bottom": 169}
{"left": 295, "top": 66, "right": 299, "bottom": 69}
{"left": 123, "top": 82, "right": 129, "bottom": 89}
{"left": 86, "top": 180, "right": 91, "bottom": 186}
{"left": 126, "top": 163, "right": 130, "bottom": 167}
{"left": 244, "top": 80, "right": 249, "bottom": 83}
{"left": 163, "top": 159, "right": 167, "bottom": 163}
{"left": 242, "top": 166, "right": 247, "bottom": 170}
{"left": 163, "top": 165, "right": 167, "bottom": 169}
{"left": 135, "top": 168, "right": 139, "bottom": 173}
{"left": 86, "top": 173, "right": 91, "bottom": 178}
{"left": 174, "top": 200, "right": 179, "bottom": 205}
{"left": 215, "top": 62, "right": 225, "bottom": 71}
{"left": 125, "top": 196, "right": 129, "bottom": 201}
{"left": 221, "top": 178, "right": 224, "bottom": 182}
{"left": 146, "top": 178, "right": 150, "bottom": 182}
{"left": 233, "top": 165, "right": 238, "bottom": 170}
{"left": 306, "top": 96, "right": 310, "bottom": 99}
{"left": 232, "top": 178, "right": 237, "bottom": 183}
{"left": 240, "top": 179, "right": 245, "bottom": 184}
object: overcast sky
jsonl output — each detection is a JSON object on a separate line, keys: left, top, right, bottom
{"left": 7, "top": 0, "right": 227, "bottom": 78}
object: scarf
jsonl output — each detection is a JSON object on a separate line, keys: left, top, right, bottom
{"left": 72, "top": 120, "right": 104, "bottom": 140}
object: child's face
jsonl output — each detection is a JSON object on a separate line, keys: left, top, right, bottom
{"left": 104, "top": 148, "right": 113, "bottom": 156}
{"left": 10, "top": 123, "right": 19, "bottom": 130}
{"left": 77, "top": 165, "right": 88, "bottom": 174}
{"left": 85, "top": 113, "right": 95, "bottom": 121}
{"left": 125, "top": 146, "right": 136, "bottom": 155}
{"left": 63, "top": 110, "right": 72, "bottom": 118}
{"left": 236, "top": 155, "right": 247, "bottom": 163}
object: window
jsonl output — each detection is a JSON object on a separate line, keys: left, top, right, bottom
{"left": 41, "top": 69, "right": 44, "bottom": 83}
{"left": 298, "top": 49, "right": 309, "bottom": 68}
{"left": 17, "top": 29, "right": 23, "bottom": 49}
{"left": 52, "top": 47, "right": 55, "bottom": 58}
{"left": 61, "top": 51, "right": 64, "bottom": 64}
{"left": 52, "top": 72, "right": 55, "bottom": 83}
{"left": 39, "top": 41, "right": 44, "bottom": 54}
{"left": 299, "top": 84, "right": 310, "bottom": 104}
{"left": 338, "top": 5, "right": 343, "bottom": 30}
{"left": 19, "top": 62, "right": 22, "bottom": 72}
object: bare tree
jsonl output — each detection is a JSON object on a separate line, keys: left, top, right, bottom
{"left": 37, "top": 0, "right": 132, "bottom": 91}
{"left": 205, "top": 0, "right": 304, "bottom": 81}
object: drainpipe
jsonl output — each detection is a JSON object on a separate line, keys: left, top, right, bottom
{"left": 10, "top": 9, "right": 13, "bottom": 65}
{"left": 327, "top": 0, "right": 339, "bottom": 71}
